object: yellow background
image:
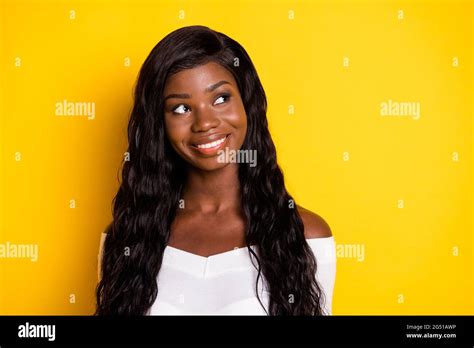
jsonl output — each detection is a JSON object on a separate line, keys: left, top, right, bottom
{"left": 0, "top": 0, "right": 472, "bottom": 314}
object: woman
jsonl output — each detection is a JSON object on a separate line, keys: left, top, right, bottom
{"left": 96, "top": 25, "right": 336, "bottom": 315}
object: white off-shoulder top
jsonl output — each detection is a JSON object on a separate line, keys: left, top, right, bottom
{"left": 98, "top": 233, "right": 336, "bottom": 315}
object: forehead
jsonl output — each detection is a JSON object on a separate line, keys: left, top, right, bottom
{"left": 163, "top": 62, "right": 237, "bottom": 94}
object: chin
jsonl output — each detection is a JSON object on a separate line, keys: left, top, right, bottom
{"left": 190, "top": 158, "right": 231, "bottom": 172}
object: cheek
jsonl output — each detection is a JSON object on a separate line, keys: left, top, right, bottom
{"left": 224, "top": 100, "right": 246, "bottom": 125}
{"left": 164, "top": 117, "right": 188, "bottom": 148}
{"left": 225, "top": 103, "right": 247, "bottom": 141}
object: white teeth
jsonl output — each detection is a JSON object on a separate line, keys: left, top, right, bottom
{"left": 196, "top": 136, "right": 226, "bottom": 149}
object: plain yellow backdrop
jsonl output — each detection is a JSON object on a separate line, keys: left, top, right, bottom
{"left": 0, "top": 0, "right": 472, "bottom": 314}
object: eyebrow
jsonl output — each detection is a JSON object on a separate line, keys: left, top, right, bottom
{"left": 163, "top": 80, "right": 231, "bottom": 102}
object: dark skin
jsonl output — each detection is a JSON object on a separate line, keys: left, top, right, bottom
{"left": 163, "top": 62, "right": 332, "bottom": 257}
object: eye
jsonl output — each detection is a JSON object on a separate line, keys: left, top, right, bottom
{"left": 213, "top": 94, "right": 230, "bottom": 106}
{"left": 172, "top": 104, "right": 190, "bottom": 115}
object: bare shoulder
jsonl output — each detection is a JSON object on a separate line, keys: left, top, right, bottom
{"left": 99, "top": 223, "right": 112, "bottom": 249}
{"left": 296, "top": 205, "right": 333, "bottom": 239}
{"left": 103, "top": 222, "right": 113, "bottom": 235}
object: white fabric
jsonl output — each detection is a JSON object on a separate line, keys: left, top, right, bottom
{"left": 98, "top": 233, "right": 336, "bottom": 315}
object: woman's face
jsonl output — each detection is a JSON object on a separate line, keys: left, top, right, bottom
{"left": 163, "top": 62, "right": 247, "bottom": 171}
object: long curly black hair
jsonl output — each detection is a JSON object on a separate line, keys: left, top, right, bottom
{"left": 95, "top": 25, "right": 327, "bottom": 315}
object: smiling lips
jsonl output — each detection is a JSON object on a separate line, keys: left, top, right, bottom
{"left": 191, "top": 134, "right": 229, "bottom": 155}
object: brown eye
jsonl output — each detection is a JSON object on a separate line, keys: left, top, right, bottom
{"left": 213, "top": 94, "right": 230, "bottom": 105}
{"left": 173, "top": 104, "right": 190, "bottom": 114}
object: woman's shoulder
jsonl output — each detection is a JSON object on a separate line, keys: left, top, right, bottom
{"left": 98, "top": 223, "right": 112, "bottom": 281}
{"left": 296, "top": 205, "right": 333, "bottom": 239}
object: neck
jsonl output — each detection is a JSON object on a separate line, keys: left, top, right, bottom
{"left": 182, "top": 163, "right": 241, "bottom": 214}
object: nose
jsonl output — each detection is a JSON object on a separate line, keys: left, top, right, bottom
{"left": 191, "top": 103, "right": 220, "bottom": 133}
